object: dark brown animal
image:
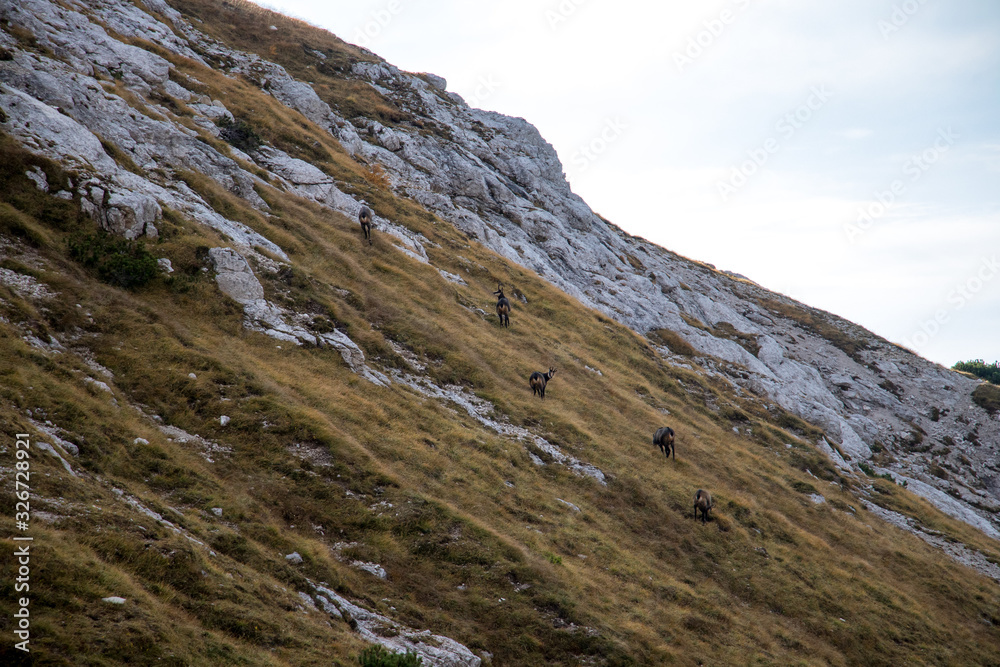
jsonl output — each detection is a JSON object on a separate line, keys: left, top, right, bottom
{"left": 358, "top": 204, "right": 373, "bottom": 245}
{"left": 694, "top": 489, "right": 713, "bottom": 524}
{"left": 493, "top": 284, "right": 511, "bottom": 328}
{"left": 653, "top": 427, "right": 675, "bottom": 460}
{"left": 529, "top": 367, "right": 556, "bottom": 399}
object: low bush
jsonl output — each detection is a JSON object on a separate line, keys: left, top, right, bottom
{"left": 217, "top": 115, "right": 262, "bottom": 152}
{"left": 358, "top": 645, "right": 423, "bottom": 667}
{"left": 68, "top": 231, "right": 158, "bottom": 289}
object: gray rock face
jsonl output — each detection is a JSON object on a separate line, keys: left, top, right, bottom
{"left": 102, "top": 190, "right": 161, "bottom": 239}
{"left": 208, "top": 247, "right": 266, "bottom": 303}
{"left": 207, "top": 248, "right": 388, "bottom": 386}
{"left": 2, "top": 0, "right": 997, "bottom": 545}
{"left": 310, "top": 582, "right": 482, "bottom": 667}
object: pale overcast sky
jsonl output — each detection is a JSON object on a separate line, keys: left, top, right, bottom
{"left": 251, "top": 0, "right": 999, "bottom": 368}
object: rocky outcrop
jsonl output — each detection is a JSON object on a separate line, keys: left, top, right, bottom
{"left": 308, "top": 581, "right": 482, "bottom": 667}
{"left": 207, "top": 247, "right": 389, "bottom": 386}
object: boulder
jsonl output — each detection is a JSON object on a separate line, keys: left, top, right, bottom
{"left": 208, "top": 248, "right": 265, "bottom": 303}
{"left": 103, "top": 190, "right": 160, "bottom": 239}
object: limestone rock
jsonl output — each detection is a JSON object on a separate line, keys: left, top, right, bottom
{"left": 208, "top": 248, "right": 265, "bottom": 303}
{"left": 103, "top": 190, "right": 160, "bottom": 239}
{"left": 26, "top": 165, "right": 48, "bottom": 191}
{"left": 423, "top": 72, "right": 447, "bottom": 91}
{"left": 207, "top": 247, "right": 388, "bottom": 385}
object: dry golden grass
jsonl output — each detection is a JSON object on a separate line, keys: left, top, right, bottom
{"left": 1, "top": 3, "right": 1000, "bottom": 664}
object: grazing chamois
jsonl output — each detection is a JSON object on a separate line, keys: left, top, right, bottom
{"left": 358, "top": 204, "right": 373, "bottom": 245}
{"left": 693, "top": 489, "right": 713, "bottom": 524}
{"left": 493, "top": 284, "right": 511, "bottom": 328}
{"left": 529, "top": 368, "right": 556, "bottom": 399}
{"left": 652, "top": 427, "right": 675, "bottom": 460}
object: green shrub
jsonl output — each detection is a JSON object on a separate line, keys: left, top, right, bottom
{"left": 953, "top": 359, "right": 1000, "bottom": 385}
{"left": 68, "top": 231, "right": 158, "bottom": 289}
{"left": 357, "top": 644, "right": 423, "bottom": 667}
{"left": 217, "top": 115, "right": 262, "bottom": 152}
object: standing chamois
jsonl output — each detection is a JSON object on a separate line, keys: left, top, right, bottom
{"left": 693, "top": 489, "right": 713, "bottom": 524}
{"left": 358, "top": 203, "right": 374, "bottom": 246}
{"left": 493, "top": 284, "right": 511, "bottom": 328}
{"left": 529, "top": 368, "right": 556, "bottom": 399}
{"left": 652, "top": 426, "right": 675, "bottom": 460}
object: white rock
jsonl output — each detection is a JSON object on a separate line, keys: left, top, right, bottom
{"left": 208, "top": 247, "right": 389, "bottom": 386}
{"left": 423, "top": 73, "right": 447, "bottom": 91}
{"left": 26, "top": 165, "right": 48, "bottom": 192}
{"left": 103, "top": 190, "right": 161, "bottom": 239}
{"left": 285, "top": 552, "right": 303, "bottom": 564}
{"left": 351, "top": 561, "right": 387, "bottom": 579}
{"left": 84, "top": 377, "right": 112, "bottom": 393}
{"left": 556, "top": 498, "right": 581, "bottom": 513}
{"left": 36, "top": 442, "right": 77, "bottom": 477}
{"left": 208, "top": 248, "right": 265, "bottom": 303}
{"left": 102, "top": 597, "right": 126, "bottom": 605}
{"left": 219, "top": 415, "right": 230, "bottom": 426}
{"left": 311, "top": 582, "right": 482, "bottom": 666}
{"left": 438, "top": 268, "right": 466, "bottom": 285}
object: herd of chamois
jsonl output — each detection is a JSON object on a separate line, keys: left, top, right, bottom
{"left": 357, "top": 205, "right": 714, "bottom": 524}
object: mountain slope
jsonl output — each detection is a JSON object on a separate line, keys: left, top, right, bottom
{"left": 0, "top": 0, "right": 999, "bottom": 665}
{"left": 157, "top": 0, "right": 1000, "bottom": 541}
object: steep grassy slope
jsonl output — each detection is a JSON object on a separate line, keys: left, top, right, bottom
{"left": 1, "top": 3, "right": 1000, "bottom": 666}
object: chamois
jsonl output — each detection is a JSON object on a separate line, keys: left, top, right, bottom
{"left": 529, "top": 367, "right": 556, "bottom": 399}
{"left": 493, "top": 284, "right": 511, "bottom": 328}
{"left": 652, "top": 426, "right": 675, "bottom": 460}
{"left": 693, "top": 489, "right": 713, "bottom": 524}
{"left": 358, "top": 203, "right": 373, "bottom": 245}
